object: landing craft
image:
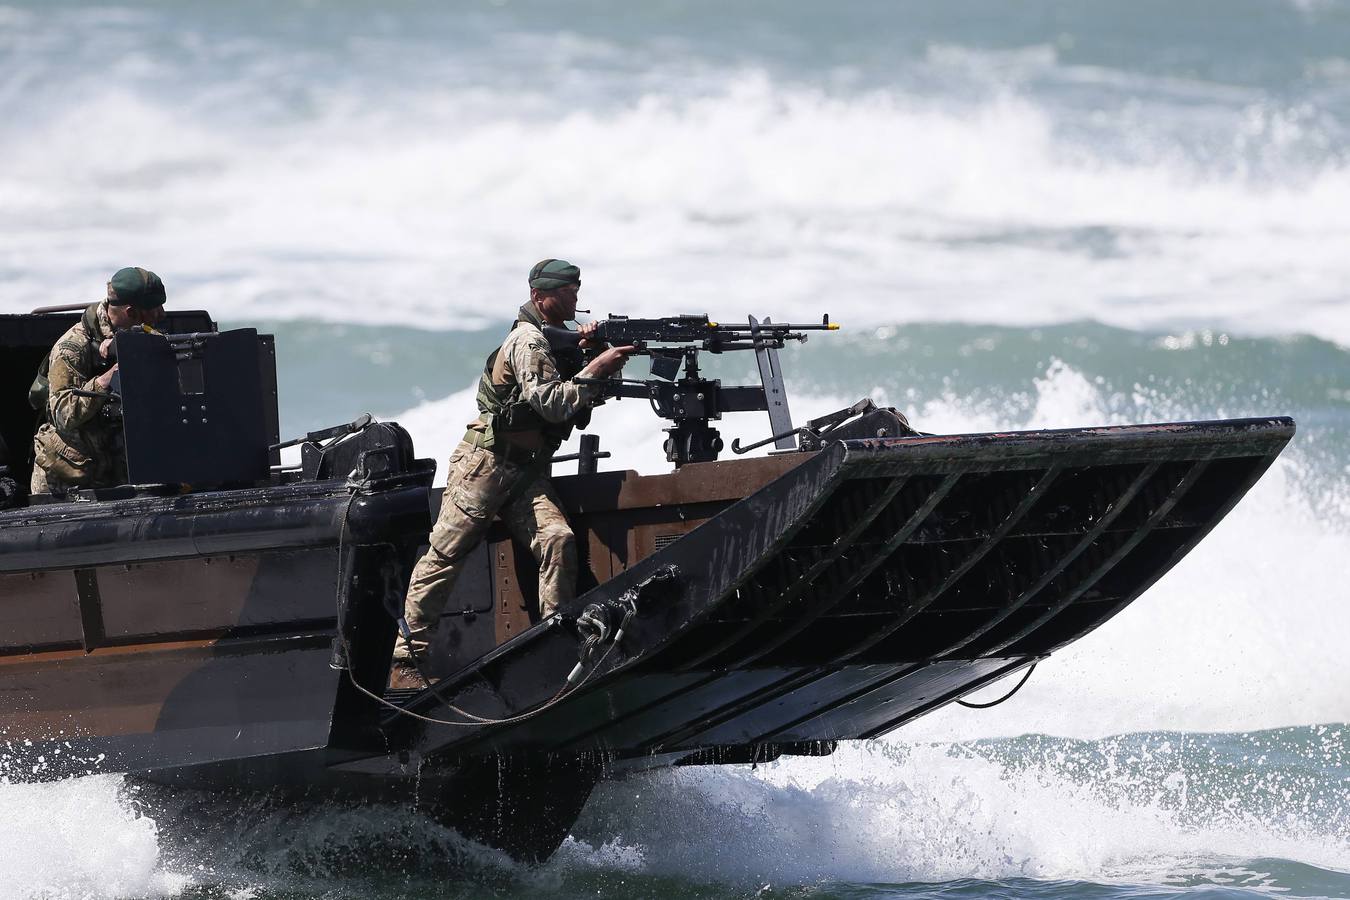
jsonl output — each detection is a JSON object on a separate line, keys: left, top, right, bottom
{"left": 0, "top": 306, "right": 1294, "bottom": 862}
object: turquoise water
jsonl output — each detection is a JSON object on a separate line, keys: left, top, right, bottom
{"left": 2, "top": 0, "right": 1349, "bottom": 897}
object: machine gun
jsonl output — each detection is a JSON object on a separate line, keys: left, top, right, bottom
{"left": 545, "top": 314, "right": 836, "bottom": 352}
{"left": 546, "top": 314, "right": 839, "bottom": 467}
{"left": 544, "top": 314, "right": 835, "bottom": 381}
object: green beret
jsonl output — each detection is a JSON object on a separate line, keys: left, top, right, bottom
{"left": 108, "top": 267, "right": 166, "bottom": 310}
{"left": 528, "top": 258, "right": 581, "bottom": 291}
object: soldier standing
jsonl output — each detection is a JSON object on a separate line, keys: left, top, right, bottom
{"left": 392, "top": 259, "right": 634, "bottom": 687}
{"left": 29, "top": 267, "right": 166, "bottom": 495}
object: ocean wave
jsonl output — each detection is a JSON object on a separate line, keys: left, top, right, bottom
{"left": 0, "top": 775, "right": 169, "bottom": 900}
{"left": 568, "top": 727, "right": 1350, "bottom": 891}
{"left": 2, "top": 5, "right": 1348, "bottom": 899}
{"left": 2, "top": 11, "right": 1349, "bottom": 342}
{"left": 3, "top": 728, "right": 1343, "bottom": 899}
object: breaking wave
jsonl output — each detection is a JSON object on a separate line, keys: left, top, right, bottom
{"left": 3, "top": 2, "right": 1349, "bottom": 897}
{"left": 568, "top": 728, "right": 1350, "bottom": 891}
{"left": 3, "top": 727, "right": 1346, "bottom": 898}
{"left": 2, "top": 5, "right": 1350, "bottom": 343}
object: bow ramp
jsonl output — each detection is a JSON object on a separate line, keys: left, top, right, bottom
{"left": 385, "top": 417, "right": 1293, "bottom": 765}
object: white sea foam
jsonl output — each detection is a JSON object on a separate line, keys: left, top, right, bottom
{"left": 2, "top": 10, "right": 1348, "bottom": 896}
{"left": 3, "top": 733, "right": 1343, "bottom": 898}
{"left": 567, "top": 735, "right": 1350, "bottom": 888}
{"left": 0, "top": 776, "right": 176, "bottom": 900}
{"left": 2, "top": 62, "right": 1349, "bottom": 342}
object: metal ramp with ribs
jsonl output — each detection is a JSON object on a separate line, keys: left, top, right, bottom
{"left": 383, "top": 417, "right": 1293, "bottom": 767}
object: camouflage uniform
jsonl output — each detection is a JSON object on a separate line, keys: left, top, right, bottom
{"left": 30, "top": 302, "right": 124, "bottom": 494}
{"left": 396, "top": 301, "right": 602, "bottom": 667}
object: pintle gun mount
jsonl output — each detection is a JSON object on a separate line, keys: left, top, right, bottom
{"left": 546, "top": 314, "right": 839, "bottom": 467}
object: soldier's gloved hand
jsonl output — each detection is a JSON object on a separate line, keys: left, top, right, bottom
{"left": 95, "top": 363, "right": 119, "bottom": 392}
{"left": 586, "top": 345, "right": 636, "bottom": 379}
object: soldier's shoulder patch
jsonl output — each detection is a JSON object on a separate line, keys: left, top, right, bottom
{"left": 503, "top": 328, "right": 549, "bottom": 367}
{"left": 54, "top": 342, "right": 85, "bottom": 366}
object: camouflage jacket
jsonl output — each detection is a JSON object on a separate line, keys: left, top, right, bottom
{"left": 466, "top": 302, "right": 602, "bottom": 452}
{"left": 32, "top": 302, "right": 124, "bottom": 488}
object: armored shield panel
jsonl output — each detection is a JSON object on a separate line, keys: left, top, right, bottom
{"left": 117, "top": 328, "right": 268, "bottom": 486}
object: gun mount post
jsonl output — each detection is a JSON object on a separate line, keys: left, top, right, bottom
{"left": 551, "top": 433, "right": 611, "bottom": 474}
{"left": 658, "top": 349, "right": 725, "bottom": 468}
{"left": 577, "top": 433, "right": 603, "bottom": 475}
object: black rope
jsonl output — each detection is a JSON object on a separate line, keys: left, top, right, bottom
{"left": 956, "top": 662, "right": 1037, "bottom": 709}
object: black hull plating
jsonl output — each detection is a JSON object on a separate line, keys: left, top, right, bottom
{"left": 0, "top": 478, "right": 430, "bottom": 780}
{"left": 0, "top": 416, "right": 1294, "bottom": 861}
{"left": 381, "top": 417, "right": 1293, "bottom": 767}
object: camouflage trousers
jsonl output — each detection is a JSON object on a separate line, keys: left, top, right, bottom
{"left": 395, "top": 441, "right": 577, "bottom": 665}
{"left": 30, "top": 425, "right": 124, "bottom": 495}
{"left": 29, "top": 460, "right": 118, "bottom": 496}
{"left": 29, "top": 465, "right": 52, "bottom": 495}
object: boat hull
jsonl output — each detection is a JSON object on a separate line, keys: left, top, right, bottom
{"left": 0, "top": 481, "right": 430, "bottom": 780}
{"left": 0, "top": 416, "right": 1294, "bottom": 861}
{"left": 387, "top": 417, "right": 1294, "bottom": 767}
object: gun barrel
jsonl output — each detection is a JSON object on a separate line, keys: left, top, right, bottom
{"left": 714, "top": 320, "right": 839, "bottom": 333}
{"left": 589, "top": 315, "right": 836, "bottom": 342}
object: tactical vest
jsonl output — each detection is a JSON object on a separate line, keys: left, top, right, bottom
{"left": 28, "top": 303, "right": 107, "bottom": 420}
{"left": 472, "top": 303, "right": 587, "bottom": 453}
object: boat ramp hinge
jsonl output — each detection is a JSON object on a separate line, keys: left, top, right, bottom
{"left": 567, "top": 564, "right": 680, "bottom": 686}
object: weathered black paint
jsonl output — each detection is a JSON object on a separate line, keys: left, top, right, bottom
{"left": 387, "top": 417, "right": 1293, "bottom": 770}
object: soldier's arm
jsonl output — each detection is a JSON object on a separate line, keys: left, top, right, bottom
{"left": 47, "top": 346, "right": 110, "bottom": 431}
{"left": 507, "top": 328, "right": 603, "bottom": 425}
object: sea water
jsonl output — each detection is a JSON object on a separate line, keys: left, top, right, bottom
{"left": 1, "top": 1, "right": 1348, "bottom": 897}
